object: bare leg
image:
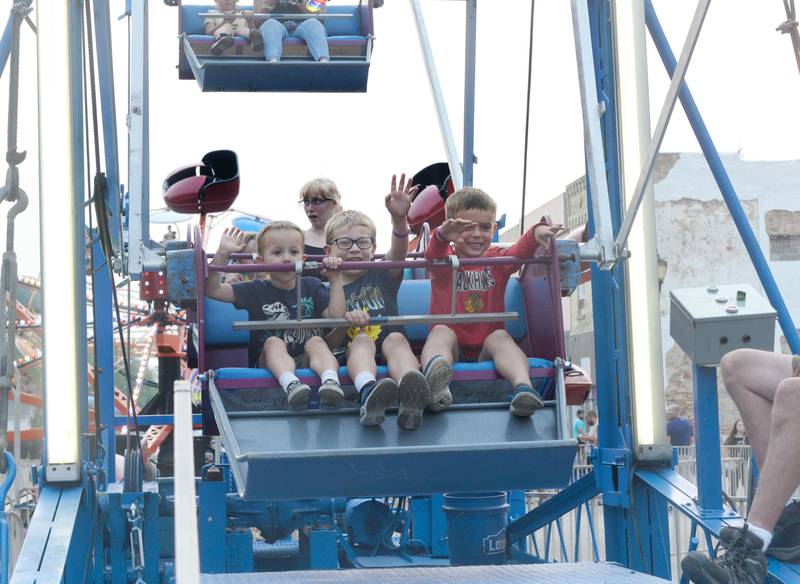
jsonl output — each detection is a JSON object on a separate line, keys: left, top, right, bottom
{"left": 721, "top": 349, "right": 794, "bottom": 467}
{"left": 383, "top": 332, "right": 419, "bottom": 381}
{"left": 481, "top": 329, "right": 530, "bottom": 387}
{"left": 304, "top": 336, "right": 338, "bottom": 377}
{"left": 347, "top": 333, "right": 377, "bottom": 378}
{"left": 421, "top": 325, "right": 458, "bottom": 369}
{"left": 262, "top": 336, "right": 294, "bottom": 377}
{"left": 748, "top": 377, "right": 800, "bottom": 532}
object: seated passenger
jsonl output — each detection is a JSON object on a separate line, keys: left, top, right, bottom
{"left": 206, "top": 222, "right": 345, "bottom": 409}
{"left": 420, "top": 187, "right": 562, "bottom": 418}
{"left": 325, "top": 176, "right": 430, "bottom": 430}
{"left": 253, "top": 0, "right": 330, "bottom": 63}
{"left": 204, "top": 0, "right": 264, "bottom": 56}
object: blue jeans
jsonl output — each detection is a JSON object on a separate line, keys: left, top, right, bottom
{"left": 260, "top": 18, "right": 330, "bottom": 62}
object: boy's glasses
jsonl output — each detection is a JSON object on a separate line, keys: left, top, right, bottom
{"left": 331, "top": 237, "right": 374, "bottom": 250}
{"left": 300, "top": 198, "right": 335, "bottom": 208}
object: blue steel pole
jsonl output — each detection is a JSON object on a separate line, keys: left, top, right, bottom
{"left": 645, "top": 0, "right": 800, "bottom": 354}
{"left": 92, "top": 237, "right": 116, "bottom": 485}
{"left": 692, "top": 365, "right": 723, "bottom": 513}
{"left": 0, "top": 17, "right": 11, "bottom": 80}
{"left": 463, "top": 0, "right": 476, "bottom": 186}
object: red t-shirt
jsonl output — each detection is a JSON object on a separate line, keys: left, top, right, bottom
{"left": 425, "top": 225, "right": 542, "bottom": 356}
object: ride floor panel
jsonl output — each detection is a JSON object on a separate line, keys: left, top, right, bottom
{"left": 200, "top": 563, "right": 669, "bottom": 583}
{"left": 210, "top": 382, "right": 577, "bottom": 500}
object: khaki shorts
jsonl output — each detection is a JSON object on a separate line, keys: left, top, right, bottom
{"left": 793, "top": 355, "right": 800, "bottom": 377}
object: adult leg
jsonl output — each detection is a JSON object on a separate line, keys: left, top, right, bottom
{"left": 305, "top": 336, "right": 343, "bottom": 408}
{"left": 260, "top": 19, "right": 288, "bottom": 61}
{"left": 721, "top": 349, "right": 794, "bottom": 467}
{"left": 293, "top": 18, "right": 330, "bottom": 61}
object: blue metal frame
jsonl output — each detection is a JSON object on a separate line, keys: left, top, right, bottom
{"left": 0, "top": 15, "right": 11, "bottom": 79}
{"left": 0, "top": 453, "right": 15, "bottom": 584}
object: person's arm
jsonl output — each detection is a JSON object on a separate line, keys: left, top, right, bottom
{"left": 320, "top": 257, "right": 344, "bottom": 318}
{"left": 384, "top": 174, "right": 415, "bottom": 258}
{"left": 205, "top": 227, "right": 248, "bottom": 303}
{"left": 425, "top": 218, "right": 477, "bottom": 261}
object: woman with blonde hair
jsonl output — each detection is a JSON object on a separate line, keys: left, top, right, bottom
{"left": 298, "top": 178, "right": 342, "bottom": 256}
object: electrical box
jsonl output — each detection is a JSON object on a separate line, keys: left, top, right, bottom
{"left": 670, "top": 284, "right": 776, "bottom": 366}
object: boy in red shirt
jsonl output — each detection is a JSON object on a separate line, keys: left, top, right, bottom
{"left": 421, "top": 187, "right": 562, "bottom": 417}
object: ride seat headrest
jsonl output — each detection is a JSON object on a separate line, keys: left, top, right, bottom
{"left": 163, "top": 150, "right": 240, "bottom": 215}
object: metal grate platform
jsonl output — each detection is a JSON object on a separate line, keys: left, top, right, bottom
{"left": 200, "top": 563, "right": 669, "bottom": 583}
{"left": 210, "top": 382, "right": 577, "bottom": 500}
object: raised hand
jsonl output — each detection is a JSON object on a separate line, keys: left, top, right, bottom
{"left": 439, "top": 218, "right": 477, "bottom": 244}
{"left": 217, "top": 227, "right": 249, "bottom": 257}
{"left": 344, "top": 309, "right": 370, "bottom": 327}
{"left": 533, "top": 223, "right": 565, "bottom": 247}
{"left": 385, "top": 173, "right": 417, "bottom": 220}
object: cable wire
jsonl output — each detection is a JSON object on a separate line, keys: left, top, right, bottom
{"left": 519, "top": 0, "right": 535, "bottom": 236}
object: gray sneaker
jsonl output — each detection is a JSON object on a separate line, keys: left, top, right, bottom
{"left": 286, "top": 380, "right": 310, "bottom": 410}
{"left": 359, "top": 379, "right": 398, "bottom": 426}
{"left": 509, "top": 385, "right": 543, "bottom": 417}
{"left": 423, "top": 356, "right": 453, "bottom": 413}
{"left": 397, "top": 370, "right": 431, "bottom": 430}
{"left": 681, "top": 525, "right": 767, "bottom": 584}
{"left": 318, "top": 379, "right": 344, "bottom": 409}
{"left": 766, "top": 501, "right": 800, "bottom": 561}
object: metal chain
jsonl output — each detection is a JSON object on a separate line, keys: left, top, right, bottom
{"left": 0, "top": 1, "right": 33, "bottom": 474}
{"left": 778, "top": 0, "right": 800, "bottom": 77}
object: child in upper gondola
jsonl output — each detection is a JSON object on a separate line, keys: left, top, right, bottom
{"left": 204, "top": 0, "right": 264, "bottom": 56}
{"left": 206, "top": 222, "right": 346, "bottom": 410}
{"left": 420, "top": 187, "right": 563, "bottom": 418}
{"left": 252, "top": 0, "right": 330, "bottom": 62}
{"left": 325, "top": 176, "right": 431, "bottom": 430}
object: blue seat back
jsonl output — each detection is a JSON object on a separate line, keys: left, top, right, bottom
{"left": 180, "top": 4, "right": 363, "bottom": 37}
{"left": 204, "top": 277, "right": 527, "bottom": 347}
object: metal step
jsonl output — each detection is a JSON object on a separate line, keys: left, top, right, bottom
{"left": 200, "top": 562, "right": 669, "bottom": 583}
{"left": 210, "top": 381, "right": 577, "bottom": 500}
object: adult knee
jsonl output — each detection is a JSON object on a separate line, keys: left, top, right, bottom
{"left": 720, "top": 349, "right": 756, "bottom": 392}
{"left": 260, "top": 19, "right": 284, "bottom": 34}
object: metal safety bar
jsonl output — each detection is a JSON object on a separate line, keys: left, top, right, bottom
{"left": 233, "top": 311, "right": 519, "bottom": 331}
{"left": 198, "top": 12, "right": 349, "bottom": 19}
{"left": 208, "top": 255, "right": 550, "bottom": 273}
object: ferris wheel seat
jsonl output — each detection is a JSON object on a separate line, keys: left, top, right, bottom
{"left": 163, "top": 150, "right": 240, "bottom": 214}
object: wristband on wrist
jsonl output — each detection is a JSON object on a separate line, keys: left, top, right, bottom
{"left": 435, "top": 227, "right": 448, "bottom": 242}
{"left": 392, "top": 229, "right": 409, "bottom": 238}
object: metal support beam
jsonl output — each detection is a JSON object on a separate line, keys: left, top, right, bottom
{"left": 645, "top": 0, "right": 800, "bottom": 354}
{"left": 463, "top": 0, "right": 476, "bottom": 186}
{"left": 234, "top": 312, "right": 518, "bottom": 331}
{"left": 409, "top": 0, "right": 464, "bottom": 190}
{"left": 0, "top": 15, "right": 12, "bottom": 79}
{"left": 174, "top": 380, "right": 201, "bottom": 581}
{"left": 692, "top": 365, "right": 723, "bottom": 513}
{"left": 571, "top": 0, "right": 615, "bottom": 267}
{"left": 614, "top": 0, "right": 710, "bottom": 253}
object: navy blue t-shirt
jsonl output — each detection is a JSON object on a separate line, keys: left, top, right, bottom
{"left": 232, "top": 277, "right": 329, "bottom": 367}
{"left": 342, "top": 268, "right": 404, "bottom": 349}
{"left": 667, "top": 418, "right": 694, "bottom": 446}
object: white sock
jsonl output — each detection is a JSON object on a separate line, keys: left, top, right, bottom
{"left": 320, "top": 369, "right": 339, "bottom": 385}
{"left": 278, "top": 372, "right": 299, "bottom": 391}
{"left": 354, "top": 372, "right": 376, "bottom": 391}
{"left": 746, "top": 522, "right": 773, "bottom": 551}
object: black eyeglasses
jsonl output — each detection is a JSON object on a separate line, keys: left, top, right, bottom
{"left": 300, "top": 198, "right": 335, "bottom": 208}
{"left": 331, "top": 237, "right": 374, "bottom": 250}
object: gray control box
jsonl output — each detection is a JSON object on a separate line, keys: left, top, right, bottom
{"left": 670, "top": 284, "right": 776, "bottom": 366}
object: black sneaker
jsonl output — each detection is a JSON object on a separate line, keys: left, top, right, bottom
{"left": 318, "top": 379, "right": 344, "bottom": 410}
{"left": 509, "top": 385, "right": 543, "bottom": 417}
{"left": 767, "top": 501, "right": 800, "bottom": 561}
{"left": 210, "top": 34, "right": 235, "bottom": 56}
{"left": 285, "top": 380, "right": 310, "bottom": 410}
{"left": 397, "top": 370, "right": 431, "bottom": 430}
{"left": 359, "top": 379, "right": 398, "bottom": 427}
{"left": 423, "top": 356, "right": 453, "bottom": 413}
{"left": 681, "top": 525, "right": 767, "bottom": 584}
{"left": 249, "top": 29, "right": 264, "bottom": 52}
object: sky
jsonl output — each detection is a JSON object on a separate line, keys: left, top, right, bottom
{"left": 2, "top": 0, "right": 800, "bottom": 277}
